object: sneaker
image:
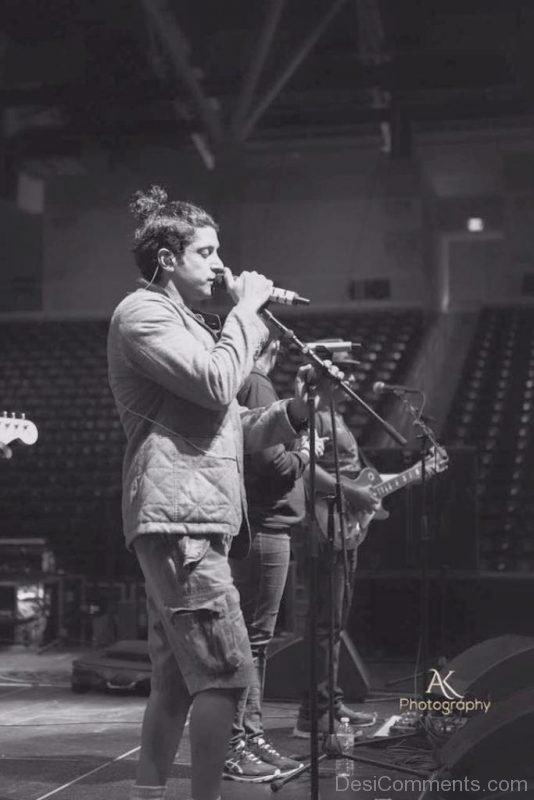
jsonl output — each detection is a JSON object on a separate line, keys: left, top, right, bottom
{"left": 223, "top": 740, "right": 280, "bottom": 783}
{"left": 247, "top": 736, "right": 303, "bottom": 776}
{"left": 336, "top": 704, "right": 377, "bottom": 727}
{"left": 293, "top": 708, "right": 376, "bottom": 739}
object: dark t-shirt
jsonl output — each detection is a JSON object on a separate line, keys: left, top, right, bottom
{"left": 315, "top": 407, "right": 361, "bottom": 479}
{"left": 238, "top": 367, "right": 307, "bottom": 531}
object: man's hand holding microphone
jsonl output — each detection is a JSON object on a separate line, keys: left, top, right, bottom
{"left": 213, "top": 266, "right": 309, "bottom": 309}
{"left": 218, "top": 268, "right": 274, "bottom": 312}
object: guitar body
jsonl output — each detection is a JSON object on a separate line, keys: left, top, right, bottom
{"left": 313, "top": 495, "right": 365, "bottom": 550}
{"left": 352, "top": 468, "right": 389, "bottom": 522}
{"left": 313, "top": 448, "right": 449, "bottom": 550}
{"left": 314, "top": 468, "right": 387, "bottom": 549}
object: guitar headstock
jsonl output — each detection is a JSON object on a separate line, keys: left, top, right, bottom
{"left": 0, "top": 413, "right": 38, "bottom": 447}
{"left": 424, "top": 445, "right": 449, "bottom": 475}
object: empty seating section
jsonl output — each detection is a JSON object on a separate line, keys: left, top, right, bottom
{"left": 0, "top": 311, "right": 425, "bottom": 581}
{"left": 0, "top": 321, "right": 131, "bottom": 579}
{"left": 444, "top": 307, "right": 534, "bottom": 572}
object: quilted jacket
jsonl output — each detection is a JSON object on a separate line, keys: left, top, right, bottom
{"left": 107, "top": 284, "right": 300, "bottom": 549}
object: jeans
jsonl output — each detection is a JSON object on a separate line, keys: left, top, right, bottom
{"left": 299, "top": 543, "right": 358, "bottom": 718}
{"left": 229, "top": 530, "right": 291, "bottom": 744}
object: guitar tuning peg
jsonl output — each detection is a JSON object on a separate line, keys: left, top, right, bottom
{"left": 21, "top": 413, "right": 26, "bottom": 420}
{"left": 2, "top": 411, "right": 7, "bottom": 417}
{"left": 11, "top": 412, "right": 16, "bottom": 418}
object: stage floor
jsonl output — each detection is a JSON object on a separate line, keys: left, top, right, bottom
{"left": 0, "top": 649, "right": 434, "bottom": 800}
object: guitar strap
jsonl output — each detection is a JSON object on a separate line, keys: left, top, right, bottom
{"left": 357, "top": 445, "right": 377, "bottom": 473}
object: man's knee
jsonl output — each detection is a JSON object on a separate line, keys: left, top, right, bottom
{"left": 150, "top": 682, "right": 191, "bottom": 715}
{"left": 193, "top": 686, "right": 242, "bottom": 704}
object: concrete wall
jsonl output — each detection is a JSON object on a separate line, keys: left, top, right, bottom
{"left": 3, "top": 121, "right": 534, "bottom": 317}
{"left": 35, "top": 139, "right": 427, "bottom": 316}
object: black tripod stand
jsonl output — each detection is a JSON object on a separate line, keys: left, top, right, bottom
{"left": 384, "top": 393, "right": 449, "bottom": 696}
{"left": 259, "top": 311, "right": 416, "bottom": 797}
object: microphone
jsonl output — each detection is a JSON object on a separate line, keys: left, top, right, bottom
{"left": 264, "top": 287, "right": 310, "bottom": 306}
{"left": 373, "top": 381, "right": 420, "bottom": 394}
{"left": 306, "top": 341, "right": 361, "bottom": 354}
{"left": 212, "top": 272, "right": 310, "bottom": 306}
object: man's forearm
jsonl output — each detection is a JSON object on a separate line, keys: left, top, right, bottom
{"left": 306, "top": 463, "right": 337, "bottom": 494}
{"left": 251, "top": 443, "right": 309, "bottom": 481}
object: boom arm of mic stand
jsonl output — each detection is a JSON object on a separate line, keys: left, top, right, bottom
{"left": 261, "top": 308, "right": 408, "bottom": 446}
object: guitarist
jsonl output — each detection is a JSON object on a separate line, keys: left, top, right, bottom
{"left": 293, "top": 353, "right": 379, "bottom": 737}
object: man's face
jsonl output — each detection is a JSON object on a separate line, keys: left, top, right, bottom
{"left": 334, "top": 366, "right": 357, "bottom": 408}
{"left": 171, "top": 226, "right": 223, "bottom": 305}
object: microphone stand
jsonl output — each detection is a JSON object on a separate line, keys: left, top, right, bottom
{"left": 328, "top": 395, "right": 352, "bottom": 606}
{"left": 260, "top": 309, "right": 407, "bottom": 798}
{"left": 389, "top": 391, "right": 445, "bottom": 696}
{"left": 261, "top": 310, "right": 408, "bottom": 449}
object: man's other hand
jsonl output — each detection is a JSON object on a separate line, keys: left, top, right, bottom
{"left": 290, "top": 362, "right": 344, "bottom": 420}
{"left": 343, "top": 483, "right": 380, "bottom": 514}
{"left": 297, "top": 434, "right": 328, "bottom": 460}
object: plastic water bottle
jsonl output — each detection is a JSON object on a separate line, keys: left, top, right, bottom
{"left": 336, "top": 716, "right": 355, "bottom": 778}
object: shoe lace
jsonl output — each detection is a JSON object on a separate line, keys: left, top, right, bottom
{"left": 256, "top": 737, "right": 281, "bottom": 758}
{"left": 241, "top": 747, "right": 265, "bottom": 764}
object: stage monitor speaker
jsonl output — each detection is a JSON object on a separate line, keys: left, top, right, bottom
{"left": 263, "top": 630, "right": 370, "bottom": 702}
{"left": 430, "top": 634, "right": 534, "bottom": 704}
{"left": 438, "top": 687, "right": 534, "bottom": 785}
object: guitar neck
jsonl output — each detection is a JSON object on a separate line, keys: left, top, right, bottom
{"left": 371, "top": 462, "right": 423, "bottom": 500}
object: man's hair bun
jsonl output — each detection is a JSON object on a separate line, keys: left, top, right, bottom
{"left": 129, "top": 185, "right": 168, "bottom": 221}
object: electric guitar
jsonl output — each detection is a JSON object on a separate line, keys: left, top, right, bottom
{"left": 0, "top": 413, "right": 38, "bottom": 459}
{"left": 314, "top": 446, "right": 449, "bottom": 549}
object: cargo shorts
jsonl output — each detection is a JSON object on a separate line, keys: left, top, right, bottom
{"left": 134, "top": 533, "right": 255, "bottom": 696}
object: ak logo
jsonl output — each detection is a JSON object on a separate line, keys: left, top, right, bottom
{"left": 426, "top": 668, "right": 464, "bottom": 701}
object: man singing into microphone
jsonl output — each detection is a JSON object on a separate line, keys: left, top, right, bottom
{"left": 107, "top": 185, "right": 320, "bottom": 800}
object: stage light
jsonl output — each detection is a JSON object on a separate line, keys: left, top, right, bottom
{"left": 467, "top": 217, "right": 485, "bottom": 232}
